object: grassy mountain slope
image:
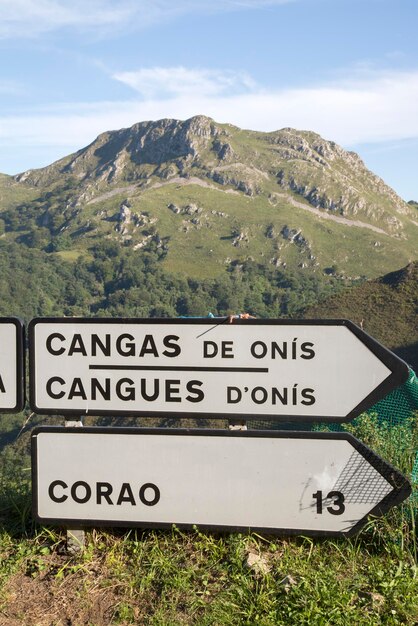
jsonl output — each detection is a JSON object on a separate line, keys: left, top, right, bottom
{"left": 0, "top": 116, "right": 417, "bottom": 281}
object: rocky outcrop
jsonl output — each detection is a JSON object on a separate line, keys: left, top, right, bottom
{"left": 213, "top": 140, "right": 234, "bottom": 161}
{"left": 15, "top": 116, "right": 220, "bottom": 187}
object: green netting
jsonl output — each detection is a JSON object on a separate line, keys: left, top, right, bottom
{"left": 350, "top": 368, "right": 418, "bottom": 506}
{"left": 366, "top": 369, "right": 418, "bottom": 428}
{"left": 250, "top": 368, "right": 418, "bottom": 508}
{"left": 412, "top": 456, "right": 418, "bottom": 488}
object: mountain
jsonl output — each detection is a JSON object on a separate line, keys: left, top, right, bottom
{"left": 303, "top": 261, "right": 418, "bottom": 371}
{"left": 0, "top": 116, "right": 417, "bottom": 282}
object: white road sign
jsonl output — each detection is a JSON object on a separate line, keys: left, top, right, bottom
{"left": 0, "top": 318, "right": 24, "bottom": 412}
{"left": 31, "top": 427, "right": 411, "bottom": 537}
{"left": 29, "top": 318, "right": 408, "bottom": 421}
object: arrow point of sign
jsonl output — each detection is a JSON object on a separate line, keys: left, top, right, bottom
{"left": 342, "top": 432, "right": 412, "bottom": 537}
{"left": 343, "top": 320, "right": 410, "bottom": 421}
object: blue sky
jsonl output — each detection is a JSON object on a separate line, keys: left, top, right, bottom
{"left": 1, "top": 0, "right": 418, "bottom": 200}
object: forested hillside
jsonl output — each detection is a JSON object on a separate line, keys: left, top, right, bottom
{"left": 0, "top": 240, "right": 340, "bottom": 321}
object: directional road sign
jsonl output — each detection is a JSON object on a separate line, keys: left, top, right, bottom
{"left": 0, "top": 318, "right": 25, "bottom": 412}
{"left": 29, "top": 318, "right": 408, "bottom": 422}
{"left": 31, "top": 427, "right": 411, "bottom": 537}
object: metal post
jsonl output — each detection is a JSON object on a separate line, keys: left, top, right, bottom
{"left": 64, "top": 417, "right": 85, "bottom": 553}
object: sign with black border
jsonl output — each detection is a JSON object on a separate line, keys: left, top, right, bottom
{"left": 0, "top": 317, "right": 25, "bottom": 412}
{"left": 31, "top": 427, "right": 411, "bottom": 537}
{"left": 28, "top": 317, "right": 408, "bottom": 422}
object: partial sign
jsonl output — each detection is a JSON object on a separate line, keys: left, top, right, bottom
{"left": 31, "top": 427, "right": 411, "bottom": 537}
{"left": 0, "top": 318, "right": 25, "bottom": 412}
{"left": 28, "top": 318, "right": 408, "bottom": 421}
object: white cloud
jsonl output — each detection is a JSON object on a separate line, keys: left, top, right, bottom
{"left": 113, "top": 67, "right": 257, "bottom": 99}
{"left": 0, "top": 0, "right": 295, "bottom": 38}
{"left": 1, "top": 66, "right": 418, "bottom": 172}
{"left": 0, "top": 0, "right": 136, "bottom": 38}
{"left": 109, "top": 65, "right": 418, "bottom": 145}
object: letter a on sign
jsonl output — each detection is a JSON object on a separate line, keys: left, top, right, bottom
{"left": 0, "top": 318, "right": 25, "bottom": 412}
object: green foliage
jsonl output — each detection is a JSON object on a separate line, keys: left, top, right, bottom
{"left": 47, "top": 232, "right": 72, "bottom": 252}
{"left": 0, "top": 240, "right": 340, "bottom": 321}
{"left": 0, "top": 242, "right": 97, "bottom": 319}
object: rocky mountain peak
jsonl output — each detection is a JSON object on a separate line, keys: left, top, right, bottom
{"left": 69, "top": 116, "right": 220, "bottom": 179}
{"left": 15, "top": 116, "right": 222, "bottom": 187}
{"left": 11, "top": 116, "right": 415, "bottom": 231}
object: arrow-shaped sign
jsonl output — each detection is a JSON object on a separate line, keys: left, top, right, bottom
{"left": 0, "top": 317, "right": 25, "bottom": 412}
{"left": 29, "top": 318, "right": 408, "bottom": 422}
{"left": 31, "top": 427, "right": 411, "bottom": 537}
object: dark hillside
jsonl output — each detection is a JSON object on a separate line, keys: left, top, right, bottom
{"left": 303, "top": 262, "right": 418, "bottom": 370}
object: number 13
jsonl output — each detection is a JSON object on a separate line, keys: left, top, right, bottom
{"left": 312, "top": 490, "right": 345, "bottom": 515}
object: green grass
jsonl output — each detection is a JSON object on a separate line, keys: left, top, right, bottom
{"left": 70, "top": 181, "right": 417, "bottom": 281}
{"left": 52, "top": 249, "right": 91, "bottom": 262}
{"left": 0, "top": 513, "right": 417, "bottom": 624}
{"left": 0, "top": 414, "right": 417, "bottom": 624}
